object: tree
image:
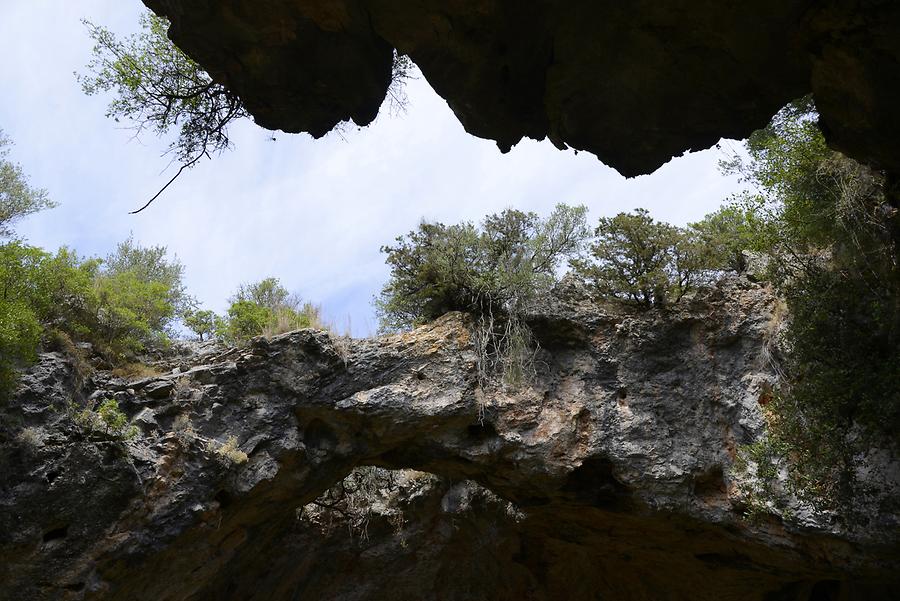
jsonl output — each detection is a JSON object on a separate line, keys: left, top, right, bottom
{"left": 723, "top": 97, "right": 900, "bottom": 512}
{"left": 184, "top": 309, "right": 217, "bottom": 341}
{"left": 378, "top": 204, "right": 589, "bottom": 331}
{"left": 104, "top": 236, "right": 189, "bottom": 319}
{"left": 572, "top": 209, "right": 706, "bottom": 308}
{"left": 232, "top": 277, "right": 292, "bottom": 311}
{"left": 689, "top": 201, "right": 765, "bottom": 272}
{"left": 80, "top": 11, "right": 415, "bottom": 212}
{"left": 0, "top": 130, "right": 55, "bottom": 237}
{"left": 0, "top": 243, "right": 99, "bottom": 397}
{"left": 79, "top": 13, "right": 247, "bottom": 211}
{"left": 222, "top": 300, "right": 271, "bottom": 343}
{"left": 94, "top": 270, "right": 175, "bottom": 354}
{"left": 378, "top": 204, "right": 588, "bottom": 383}
{"left": 0, "top": 243, "right": 44, "bottom": 397}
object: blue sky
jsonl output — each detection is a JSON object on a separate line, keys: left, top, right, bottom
{"left": 0, "top": 0, "right": 748, "bottom": 336}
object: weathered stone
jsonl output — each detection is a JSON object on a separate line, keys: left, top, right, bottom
{"left": 0, "top": 277, "right": 897, "bottom": 600}
{"left": 143, "top": 379, "right": 175, "bottom": 399}
{"left": 142, "top": 0, "right": 900, "bottom": 177}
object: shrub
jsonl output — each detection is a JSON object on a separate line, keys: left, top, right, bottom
{"left": 183, "top": 309, "right": 217, "bottom": 341}
{"left": 218, "top": 278, "right": 324, "bottom": 343}
{"left": 689, "top": 201, "right": 766, "bottom": 272}
{"left": 378, "top": 204, "right": 589, "bottom": 384}
{"left": 723, "top": 97, "right": 900, "bottom": 514}
{"left": 212, "top": 435, "right": 248, "bottom": 465}
{"left": 572, "top": 208, "right": 709, "bottom": 308}
{"left": 0, "top": 129, "right": 56, "bottom": 237}
{"left": 223, "top": 299, "right": 271, "bottom": 342}
{"left": 93, "top": 270, "right": 176, "bottom": 356}
{"left": 0, "top": 297, "right": 41, "bottom": 399}
{"left": 75, "top": 398, "right": 138, "bottom": 440}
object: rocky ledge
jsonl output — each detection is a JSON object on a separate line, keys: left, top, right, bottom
{"left": 1, "top": 277, "right": 898, "bottom": 600}
{"left": 142, "top": 0, "right": 900, "bottom": 178}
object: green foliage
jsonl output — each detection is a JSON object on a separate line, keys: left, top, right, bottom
{"left": 725, "top": 97, "right": 900, "bottom": 512}
{"left": 104, "top": 235, "right": 189, "bottom": 316}
{"left": 572, "top": 208, "right": 709, "bottom": 308}
{"left": 218, "top": 278, "right": 322, "bottom": 344}
{"left": 378, "top": 204, "right": 589, "bottom": 331}
{"left": 223, "top": 299, "right": 271, "bottom": 342}
{"left": 378, "top": 204, "right": 588, "bottom": 385}
{"left": 77, "top": 398, "right": 138, "bottom": 440}
{"left": 233, "top": 277, "right": 292, "bottom": 310}
{"left": 0, "top": 234, "right": 187, "bottom": 397}
{"left": 184, "top": 309, "right": 216, "bottom": 341}
{"left": 93, "top": 270, "right": 175, "bottom": 355}
{"left": 79, "top": 13, "right": 246, "bottom": 168}
{"left": 0, "top": 130, "right": 56, "bottom": 237}
{"left": 0, "top": 242, "right": 63, "bottom": 398}
{"left": 0, "top": 294, "right": 41, "bottom": 399}
{"left": 689, "top": 201, "right": 765, "bottom": 272}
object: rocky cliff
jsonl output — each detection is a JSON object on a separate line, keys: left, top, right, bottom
{"left": 1, "top": 277, "right": 898, "bottom": 600}
{"left": 141, "top": 0, "right": 900, "bottom": 178}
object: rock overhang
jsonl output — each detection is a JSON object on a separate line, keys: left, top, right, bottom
{"left": 142, "top": 0, "right": 900, "bottom": 178}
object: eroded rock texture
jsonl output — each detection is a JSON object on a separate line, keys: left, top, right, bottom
{"left": 141, "top": 0, "right": 900, "bottom": 177}
{"left": 1, "top": 277, "right": 898, "bottom": 600}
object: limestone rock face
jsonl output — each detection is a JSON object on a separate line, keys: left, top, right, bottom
{"left": 141, "top": 0, "right": 900, "bottom": 177}
{"left": 1, "top": 277, "right": 897, "bottom": 600}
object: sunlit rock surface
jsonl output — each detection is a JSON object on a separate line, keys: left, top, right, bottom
{"left": 142, "top": 0, "right": 900, "bottom": 177}
{"left": 1, "top": 276, "right": 898, "bottom": 600}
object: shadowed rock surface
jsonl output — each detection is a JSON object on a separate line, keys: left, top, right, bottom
{"left": 140, "top": 0, "right": 900, "bottom": 177}
{"left": 1, "top": 277, "right": 898, "bottom": 600}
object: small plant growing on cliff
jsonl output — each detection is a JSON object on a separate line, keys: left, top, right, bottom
{"left": 75, "top": 398, "right": 138, "bottom": 440}
{"left": 212, "top": 435, "right": 248, "bottom": 465}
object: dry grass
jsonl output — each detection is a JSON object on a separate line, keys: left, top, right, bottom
{"left": 172, "top": 413, "right": 195, "bottom": 444}
{"left": 45, "top": 329, "right": 93, "bottom": 383}
{"left": 110, "top": 362, "right": 162, "bottom": 380}
{"left": 16, "top": 427, "right": 42, "bottom": 448}
{"left": 212, "top": 435, "right": 248, "bottom": 465}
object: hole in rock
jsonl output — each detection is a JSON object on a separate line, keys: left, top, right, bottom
{"left": 42, "top": 526, "right": 68, "bottom": 543}
{"left": 467, "top": 421, "right": 498, "bottom": 442}
{"left": 45, "top": 471, "right": 58, "bottom": 484}
{"left": 214, "top": 490, "right": 233, "bottom": 510}
{"left": 561, "top": 456, "right": 631, "bottom": 510}
{"left": 303, "top": 418, "right": 338, "bottom": 451}
{"left": 42, "top": 526, "right": 68, "bottom": 542}
{"left": 62, "top": 582, "right": 85, "bottom": 592}
{"left": 693, "top": 465, "right": 727, "bottom": 501}
{"left": 808, "top": 580, "right": 841, "bottom": 601}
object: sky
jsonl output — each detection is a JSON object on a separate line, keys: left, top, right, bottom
{"left": 0, "top": 0, "right": 749, "bottom": 336}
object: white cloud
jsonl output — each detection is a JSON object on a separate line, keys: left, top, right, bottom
{"left": 0, "top": 0, "right": 748, "bottom": 336}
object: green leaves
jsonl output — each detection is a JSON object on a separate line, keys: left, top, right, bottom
{"left": 378, "top": 204, "right": 589, "bottom": 332}
{"left": 216, "top": 278, "right": 322, "bottom": 344}
{"left": 573, "top": 208, "right": 712, "bottom": 308}
{"left": 183, "top": 309, "right": 216, "bottom": 342}
{"left": 0, "top": 235, "right": 187, "bottom": 395}
{"left": 0, "top": 130, "right": 55, "bottom": 238}
{"left": 724, "top": 98, "right": 900, "bottom": 515}
{"left": 79, "top": 13, "right": 247, "bottom": 166}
